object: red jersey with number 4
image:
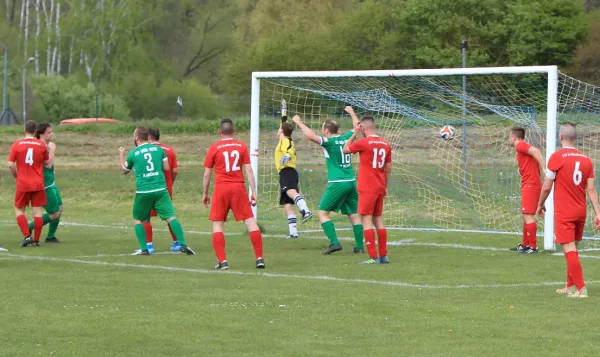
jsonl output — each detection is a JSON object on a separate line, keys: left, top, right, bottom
{"left": 348, "top": 135, "right": 392, "bottom": 195}
{"left": 547, "top": 148, "right": 594, "bottom": 219}
{"left": 153, "top": 142, "right": 178, "bottom": 195}
{"left": 8, "top": 137, "right": 49, "bottom": 192}
{"left": 204, "top": 138, "right": 250, "bottom": 184}
{"left": 515, "top": 141, "right": 541, "bottom": 188}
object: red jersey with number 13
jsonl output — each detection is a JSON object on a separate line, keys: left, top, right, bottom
{"left": 204, "top": 138, "right": 250, "bottom": 184}
{"left": 8, "top": 137, "right": 49, "bottom": 192}
{"left": 348, "top": 135, "right": 392, "bottom": 195}
{"left": 547, "top": 147, "right": 594, "bottom": 219}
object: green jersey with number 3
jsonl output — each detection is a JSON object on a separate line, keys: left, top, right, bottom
{"left": 124, "top": 143, "right": 168, "bottom": 193}
{"left": 319, "top": 131, "right": 356, "bottom": 182}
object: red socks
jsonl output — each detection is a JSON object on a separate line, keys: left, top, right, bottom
{"left": 377, "top": 229, "right": 387, "bottom": 258}
{"left": 16, "top": 215, "right": 29, "bottom": 238}
{"left": 143, "top": 222, "right": 153, "bottom": 244}
{"left": 249, "top": 230, "right": 263, "bottom": 259}
{"left": 364, "top": 229, "right": 377, "bottom": 259}
{"left": 212, "top": 232, "right": 226, "bottom": 263}
{"left": 524, "top": 222, "right": 537, "bottom": 249}
{"left": 33, "top": 217, "right": 43, "bottom": 242}
{"left": 565, "top": 251, "right": 585, "bottom": 290}
{"left": 167, "top": 222, "right": 177, "bottom": 242}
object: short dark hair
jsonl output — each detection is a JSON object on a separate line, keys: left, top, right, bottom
{"left": 360, "top": 116, "right": 375, "bottom": 124}
{"left": 323, "top": 120, "right": 338, "bottom": 134}
{"left": 510, "top": 127, "right": 525, "bottom": 140}
{"left": 135, "top": 127, "right": 149, "bottom": 141}
{"left": 220, "top": 118, "right": 234, "bottom": 135}
{"left": 281, "top": 122, "right": 294, "bottom": 137}
{"left": 35, "top": 123, "right": 51, "bottom": 139}
{"left": 25, "top": 120, "right": 37, "bottom": 135}
{"left": 148, "top": 127, "right": 160, "bottom": 141}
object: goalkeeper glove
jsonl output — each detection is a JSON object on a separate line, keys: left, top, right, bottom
{"left": 280, "top": 153, "right": 292, "bottom": 166}
{"left": 281, "top": 99, "right": 287, "bottom": 123}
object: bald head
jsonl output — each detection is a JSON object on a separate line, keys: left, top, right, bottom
{"left": 559, "top": 122, "right": 577, "bottom": 144}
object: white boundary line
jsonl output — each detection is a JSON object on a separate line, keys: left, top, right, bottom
{"left": 0, "top": 220, "right": 513, "bottom": 252}
{"left": 2, "top": 253, "right": 590, "bottom": 290}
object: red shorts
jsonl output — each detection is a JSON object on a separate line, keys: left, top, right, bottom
{"left": 151, "top": 189, "right": 173, "bottom": 217}
{"left": 521, "top": 185, "right": 541, "bottom": 215}
{"left": 358, "top": 191, "right": 385, "bottom": 216}
{"left": 555, "top": 218, "right": 586, "bottom": 244}
{"left": 15, "top": 190, "right": 47, "bottom": 208}
{"left": 209, "top": 183, "right": 254, "bottom": 222}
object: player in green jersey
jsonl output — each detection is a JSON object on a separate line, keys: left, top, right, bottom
{"left": 291, "top": 107, "right": 364, "bottom": 255}
{"left": 25, "top": 123, "right": 63, "bottom": 243}
{"left": 119, "top": 127, "right": 194, "bottom": 256}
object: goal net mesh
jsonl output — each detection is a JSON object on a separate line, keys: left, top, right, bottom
{"left": 253, "top": 72, "right": 600, "bottom": 245}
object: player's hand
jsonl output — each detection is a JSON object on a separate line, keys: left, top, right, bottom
{"left": 536, "top": 205, "right": 546, "bottom": 217}
{"left": 594, "top": 214, "right": 600, "bottom": 230}
{"left": 118, "top": 147, "right": 125, "bottom": 155}
{"left": 250, "top": 193, "right": 257, "bottom": 207}
{"left": 344, "top": 106, "right": 355, "bottom": 115}
{"left": 202, "top": 194, "right": 210, "bottom": 208}
{"left": 292, "top": 115, "right": 301, "bottom": 124}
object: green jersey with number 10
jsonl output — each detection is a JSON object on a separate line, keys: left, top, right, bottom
{"left": 320, "top": 131, "right": 356, "bottom": 183}
{"left": 124, "top": 143, "right": 168, "bottom": 193}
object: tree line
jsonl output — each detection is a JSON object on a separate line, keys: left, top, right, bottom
{"left": 0, "top": 0, "right": 598, "bottom": 121}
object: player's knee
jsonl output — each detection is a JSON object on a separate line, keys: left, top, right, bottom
{"left": 522, "top": 214, "right": 535, "bottom": 224}
{"left": 165, "top": 216, "right": 176, "bottom": 223}
{"left": 133, "top": 219, "right": 143, "bottom": 226}
{"left": 318, "top": 210, "right": 330, "bottom": 222}
{"left": 245, "top": 218, "right": 259, "bottom": 232}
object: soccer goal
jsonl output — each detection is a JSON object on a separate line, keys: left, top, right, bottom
{"left": 250, "top": 66, "right": 600, "bottom": 251}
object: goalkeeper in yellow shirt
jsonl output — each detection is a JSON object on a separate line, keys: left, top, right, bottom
{"left": 275, "top": 100, "right": 313, "bottom": 238}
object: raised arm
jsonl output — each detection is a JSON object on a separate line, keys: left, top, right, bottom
{"left": 343, "top": 122, "right": 361, "bottom": 154}
{"left": 586, "top": 177, "right": 600, "bottom": 228}
{"left": 291, "top": 115, "right": 321, "bottom": 144}
{"left": 528, "top": 146, "right": 545, "bottom": 178}
{"left": 345, "top": 106, "right": 360, "bottom": 128}
{"left": 244, "top": 163, "right": 258, "bottom": 204}
{"left": 202, "top": 167, "right": 212, "bottom": 207}
{"left": 119, "top": 147, "right": 130, "bottom": 175}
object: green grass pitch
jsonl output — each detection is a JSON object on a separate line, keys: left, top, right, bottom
{"left": 1, "top": 131, "right": 600, "bottom": 357}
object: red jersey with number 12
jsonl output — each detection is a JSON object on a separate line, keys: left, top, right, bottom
{"left": 8, "top": 137, "right": 49, "bottom": 192}
{"left": 547, "top": 147, "right": 594, "bottom": 219}
{"left": 515, "top": 141, "right": 541, "bottom": 188}
{"left": 204, "top": 138, "right": 250, "bottom": 184}
{"left": 348, "top": 135, "right": 392, "bottom": 195}
{"left": 153, "top": 142, "right": 178, "bottom": 195}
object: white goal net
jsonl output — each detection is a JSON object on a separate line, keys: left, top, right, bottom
{"left": 249, "top": 67, "right": 600, "bottom": 250}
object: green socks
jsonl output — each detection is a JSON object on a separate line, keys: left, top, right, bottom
{"left": 28, "top": 213, "right": 50, "bottom": 234}
{"left": 321, "top": 220, "right": 339, "bottom": 245}
{"left": 353, "top": 224, "right": 364, "bottom": 249}
{"left": 134, "top": 224, "right": 148, "bottom": 250}
{"left": 47, "top": 217, "right": 60, "bottom": 238}
{"left": 169, "top": 219, "right": 187, "bottom": 246}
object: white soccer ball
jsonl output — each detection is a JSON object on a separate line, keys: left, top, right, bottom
{"left": 440, "top": 125, "right": 456, "bottom": 140}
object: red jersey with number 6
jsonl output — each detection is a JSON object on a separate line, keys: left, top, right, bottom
{"left": 204, "top": 138, "right": 250, "bottom": 184}
{"left": 547, "top": 147, "right": 594, "bottom": 219}
{"left": 8, "top": 137, "right": 49, "bottom": 192}
{"left": 348, "top": 135, "right": 392, "bottom": 195}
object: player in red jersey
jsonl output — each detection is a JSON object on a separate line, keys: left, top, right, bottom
{"left": 203, "top": 119, "right": 264, "bottom": 270}
{"left": 131, "top": 127, "right": 181, "bottom": 254}
{"left": 343, "top": 116, "right": 392, "bottom": 265}
{"left": 508, "top": 127, "right": 545, "bottom": 254}
{"left": 7, "top": 121, "right": 51, "bottom": 247}
{"left": 537, "top": 123, "right": 600, "bottom": 298}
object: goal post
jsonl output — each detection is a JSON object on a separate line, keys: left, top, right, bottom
{"left": 250, "top": 66, "right": 561, "bottom": 250}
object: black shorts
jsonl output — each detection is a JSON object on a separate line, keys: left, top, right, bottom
{"left": 279, "top": 167, "right": 299, "bottom": 205}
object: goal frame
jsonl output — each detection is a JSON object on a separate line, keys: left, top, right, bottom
{"left": 250, "top": 66, "right": 559, "bottom": 251}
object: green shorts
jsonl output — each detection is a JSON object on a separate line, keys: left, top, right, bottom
{"left": 318, "top": 181, "right": 358, "bottom": 215}
{"left": 44, "top": 185, "right": 63, "bottom": 214}
{"left": 132, "top": 190, "right": 176, "bottom": 222}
